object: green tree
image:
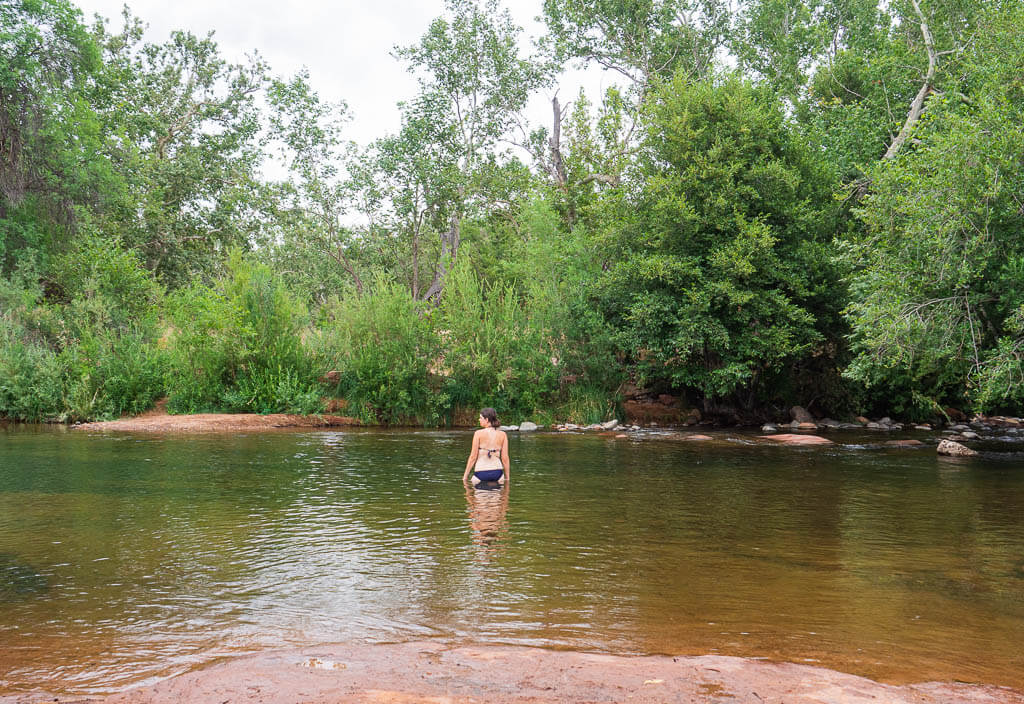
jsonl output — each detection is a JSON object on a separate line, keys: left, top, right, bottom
{"left": 0, "top": 0, "right": 106, "bottom": 269}
{"left": 265, "top": 71, "right": 365, "bottom": 302}
{"left": 393, "top": 0, "right": 549, "bottom": 302}
{"left": 597, "top": 73, "right": 842, "bottom": 412}
{"left": 843, "top": 2, "right": 1024, "bottom": 415}
{"left": 90, "top": 11, "right": 270, "bottom": 285}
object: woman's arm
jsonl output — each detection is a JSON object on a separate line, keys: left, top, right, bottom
{"left": 463, "top": 431, "right": 480, "bottom": 482}
{"left": 501, "top": 431, "right": 510, "bottom": 482}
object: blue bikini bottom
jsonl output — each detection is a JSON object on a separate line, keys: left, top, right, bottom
{"left": 474, "top": 469, "right": 504, "bottom": 482}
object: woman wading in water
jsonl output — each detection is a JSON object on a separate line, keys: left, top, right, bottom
{"left": 463, "top": 407, "right": 510, "bottom": 485}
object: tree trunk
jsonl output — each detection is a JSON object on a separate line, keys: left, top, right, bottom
{"left": 548, "top": 96, "right": 575, "bottom": 227}
{"left": 421, "top": 209, "right": 461, "bottom": 304}
{"left": 883, "top": 0, "right": 938, "bottom": 160}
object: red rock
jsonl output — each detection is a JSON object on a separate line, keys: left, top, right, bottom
{"left": 791, "top": 405, "right": 814, "bottom": 423}
{"left": 84, "top": 642, "right": 1022, "bottom": 704}
{"left": 944, "top": 407, "right": 967, "bottom": 421}
{"left": 758, "top": 433, "right": 834, "bottom": 445}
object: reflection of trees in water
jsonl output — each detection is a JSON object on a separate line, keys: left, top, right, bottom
{"left": 465, "top": 484, "right": 509, "bottom": 561}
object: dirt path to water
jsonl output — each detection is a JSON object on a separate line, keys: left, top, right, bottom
{"left": 8, "top": 642, "right": 1023, "bottom": 704}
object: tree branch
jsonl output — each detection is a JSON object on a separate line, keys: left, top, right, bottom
{"left": 883, "top": 0, "right": 938, "bottom": 160}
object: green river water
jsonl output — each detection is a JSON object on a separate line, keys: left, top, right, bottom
{"left": 1, "top": 425, "right": 1023, "bottom": 696}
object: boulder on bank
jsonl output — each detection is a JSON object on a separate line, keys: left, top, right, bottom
{"left": 790, "top": 406, "right": 814, "bottom": 423}
{"left": 937, "top": 439, "right": 978, "bottom": 457}
{"left": 519, "top": 421, "right": 538, "bottom": 432}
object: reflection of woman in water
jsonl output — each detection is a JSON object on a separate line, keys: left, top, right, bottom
{"left": 463, "top": 407, "right": 510, "bottom": 485}
{"left": 465, "top": 480, "right": 510, "bottom": 557}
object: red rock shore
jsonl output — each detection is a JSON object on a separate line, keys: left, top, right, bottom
{"left": 6, "top": 643, "right": 1022, "bottom": 704}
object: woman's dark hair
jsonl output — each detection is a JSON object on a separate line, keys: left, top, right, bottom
{"left": 480, "top": 408, "right": 500, "bottom": 428}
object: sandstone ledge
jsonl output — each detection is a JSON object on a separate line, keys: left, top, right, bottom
{"left": 9, "top": 642, "right": 1021, "bottom": 704}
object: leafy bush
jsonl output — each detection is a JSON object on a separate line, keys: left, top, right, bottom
{"left": 313, "top": 280, "right": 441, "bottom": 424}
{"left": 0, "top": 324, "right": 64, "bottom": 422}
{"left": 164, "top": 250, "right": 320, "bottom": 414}
{"left": 438, "top": 262, "right": 563, "bottom": 420}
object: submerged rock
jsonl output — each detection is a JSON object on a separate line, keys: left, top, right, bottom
{"left": 0, "top": 553, "right": 49, "bottom": 602}
{"left": 937, "top": 439, "right": 978, "bottom": 457}
{"left": 759, "top": 433, "right": 834, "bottom": 446}
{"left": 885, "top": 439, "right": 925, "bottom": 447}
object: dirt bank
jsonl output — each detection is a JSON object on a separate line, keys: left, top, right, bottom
{"left": 75, "top": 406, "right": 359, "bottom": 432}
{"left": 8, "top": 642, "right": 1022, "bottom": 704}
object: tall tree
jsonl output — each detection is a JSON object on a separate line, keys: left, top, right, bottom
{"left": 0, "top": 0, "right": 104, "bottom": 268}
{"left": 266, "top": 71, "right": 364, "bottom": 300}
{"left": 843, "top": 1, "right": 1024, "bottom": 415}
{"left": 596, "top": 74, "right": 842, "bottom": 412}
{"left": 90, "top": 11, "right": 270, "bottom": 285}
{"left": 393, "top": 0, "right": 548, "bottom": 302}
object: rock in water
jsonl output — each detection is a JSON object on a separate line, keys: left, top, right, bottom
{"left": 937, "top": 439, "right": 978, "bottom": 457}
{"left": 601, "top": 419, "right": 620, "bottom": 430}
{"left": 759, "top": 433, "right": 833, "bottom": 446}
{"left": 519, "top": 421, "right": 538, "bottom": 432}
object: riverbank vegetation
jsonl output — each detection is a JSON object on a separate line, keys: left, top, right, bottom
{"left": 2, "top": 0, "right": 1023, "bottom": 425}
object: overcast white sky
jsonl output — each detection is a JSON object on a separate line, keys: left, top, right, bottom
{"left": 73, "top": 0, "right": 614, "bottom": 151}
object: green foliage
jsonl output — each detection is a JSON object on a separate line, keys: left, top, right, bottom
{"left": 0, "top": 320, "right": 64, "bottom": 422}
{"left": 313, "top": 281, "right": 441, "bottom": 424}
{"left": 90, "top": 13, "right": 271, "bottom": 286}
{"left": 596, "top": 73, "right": 841, "bottom": 407}
{"left": 0, "top": 0, "right": 108, "bottom": 269}
{"left": 843, "top": 1, "right": 1024, "bottom": 415}
{"left": 541, "top": 0, "right": 728, "bottom": 89}
{"left": 165, "top": 251, "right": 320, "bottom": 414}
{"left": 4, "top": 0, "right": 1024, "bottom": 426}
{"left": 0, "top": 241, "right": 167, "bottom": 422}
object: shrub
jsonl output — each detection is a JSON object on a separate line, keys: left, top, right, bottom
{"left": 313, "top": 280, "right": 441, "bottom": 424}
{"left": 164, "top": 250, "right": 320, "bottom": 414}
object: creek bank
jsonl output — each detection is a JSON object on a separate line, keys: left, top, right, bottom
{"left": 76, "top": 412, "right": 360, "bottom": 432}
{"left": 10, "top": 642, "right": 1022, "bottom": 704}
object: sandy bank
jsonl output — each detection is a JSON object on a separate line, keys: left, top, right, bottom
{"left": 75, "top": 410, "right": 359, "bottom": 432}
{"left": 9, "top": 642, "right": 1022, "bottom": 704}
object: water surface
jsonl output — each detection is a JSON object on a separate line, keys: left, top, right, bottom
{"left": 1, "top": 426, "right": 1022, "bottom": 695}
